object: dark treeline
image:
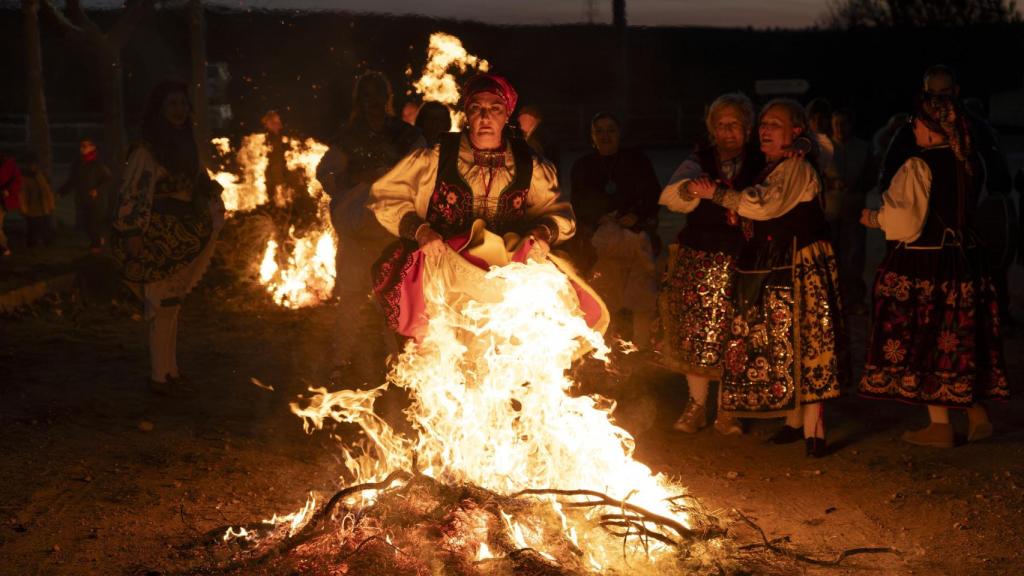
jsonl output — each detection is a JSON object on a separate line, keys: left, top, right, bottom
{"left": 2, "top": 7, "right": 1023, "bottom": 152}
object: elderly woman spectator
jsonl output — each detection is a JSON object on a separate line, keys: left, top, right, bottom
{"left": 659, "top": 92, "right": 764, "bottom": 435}
{"left": 690, "top": 99, "right": 843, "bottom": 457}
{"left": 569, "top": 112, "right": 661, "bottom": 348}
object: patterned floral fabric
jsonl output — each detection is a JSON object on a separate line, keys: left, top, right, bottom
{"left": 659, "top": 245, "right": 734, "bottom": 377}
{"left": 113, "top": 164, "right": 215, "bottom": 284}
{"left": 859, "top": 245, "right": 1009, "bottom": 406}
{"left": 720, "top": 240, "right": 842, "bottom": 415}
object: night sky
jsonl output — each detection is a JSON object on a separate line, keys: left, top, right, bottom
{"left": 85, "top": 0, "right": 834, "bottom": 28}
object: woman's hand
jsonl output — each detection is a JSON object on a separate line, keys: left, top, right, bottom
{"left": 416, "top": 225, "right": 446, "bottom": 258}
{"left": 528, "top": 234, "right": 550, "bottom": 262}
{"left": 689, "top": 177, "right": 717, "bottom": 199}
{"left": 859, "top": 208, "right": 879, "bottom": 228}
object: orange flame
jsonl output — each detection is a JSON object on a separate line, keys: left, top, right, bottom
{"left": 410, "top": 32, "right": 490, "bottom": 130}
{"left": 291, "top": 251, "right": 691, "bottom": 568}
{"left": 211, "top": 134, "right": 336, "bottom": 308}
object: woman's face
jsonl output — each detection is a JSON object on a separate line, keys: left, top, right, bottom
{"left": 591, "top": 117, "right": 620, "bottom": 156}
{"left": 466, "top": 92, "right": 508, "bottom": 150}
{"left": 911, "top": 117, "right": 943, "bottom": 147}
{"left": 162, "top": 91, "right": 190, "bottom": 128}
{"left": 758, "top": 106, "right": 801, "bottom": 159}
{"left": 712, "top": 106, "right": 747, "bottom": 157}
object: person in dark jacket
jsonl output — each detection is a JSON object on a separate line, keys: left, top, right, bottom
{"left": 570, "top": 112, "right": 661, "bottom": 348}
{"left": 60, "top": 138, "right": 112, "bottom": 252}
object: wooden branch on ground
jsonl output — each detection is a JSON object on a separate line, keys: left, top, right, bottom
{"left": 732, "top": 509, "right": 899, "bottom": 567}
{"left": 513, "top": 488, "right": 701, "bottom": 541}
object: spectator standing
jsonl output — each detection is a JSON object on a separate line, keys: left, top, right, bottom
{"left": 570, "top": 112, "right": 661, "bottom": 348}
{"left": 830, "top": 108, "right": 875, "bottom": 310}
{"left": 60, "top": 138, "right": 111, "bottom": 252}
{"left": 18, "top": 153, "right": 55, "bottom": 247}
{"left": 0, "top": 151, "right": 23, "bottom": 256}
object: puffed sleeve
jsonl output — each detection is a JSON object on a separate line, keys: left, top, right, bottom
{"left": 368, "top": 145, "right": 440, "bottom": 239}
{"left": 659, "top": 154, "right": 703, "bottom": 214}
{"left": 723, "top": 158, "right": 819, "bottom": 221}
{"left": 526, "top": 156, "right": 575, "bottom": 245}
{"left": 113, "top": 147, "right": 159, "bottom": 235}
{"left": 877, "top": 157, "right": 930, "bottom": 243}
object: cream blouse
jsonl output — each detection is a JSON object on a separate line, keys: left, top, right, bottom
{"left": 369, "top": 134, "right": 574, "bottom": 243}
{"left": 876, "top": 156, "right": 931, "bottom": 243}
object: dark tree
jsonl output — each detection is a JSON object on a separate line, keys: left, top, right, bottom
{"left": 40, "top": 0, "right": 153, "bottom": 168}
{"left": 819, "top": 0, "right": 1022, "bottom": 28}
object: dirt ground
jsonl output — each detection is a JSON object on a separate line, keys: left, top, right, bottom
{"left": 1, "top": 268, "right": 1023, "bottom": 576}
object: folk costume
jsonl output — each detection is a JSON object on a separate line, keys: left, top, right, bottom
{"left": 659, "top": 139, "right": 764, "bottom": 377}
{"left": 113, "top": 144, "right": 225, "bottom": 384}
{"left": 369, "top": 75, "right": 606, "bottom": 341}
{"left": 860, "top": 122, "right": 1008, "bottom": 408}
{"left": 707, "top": 157, "right": 843, "bottom": 417}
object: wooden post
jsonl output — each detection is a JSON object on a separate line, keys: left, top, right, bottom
{"left": 23, "top": 0, "right": 52, "bottom": 174}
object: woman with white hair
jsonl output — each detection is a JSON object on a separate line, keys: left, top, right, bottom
{"left": 690, "top": 98, "right": 843, "bottom": 457}
{"left": 659, "top": 92, "right": 763, "bottom": 436}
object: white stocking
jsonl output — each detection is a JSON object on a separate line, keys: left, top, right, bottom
{"left": 687, "top": 374, "right": 710, "bottom": 406}
{"left": 803, "top": 403, "right": 825, "bottom": 439}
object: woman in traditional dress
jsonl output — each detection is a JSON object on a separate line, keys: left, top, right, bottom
{"left": 659, "top": 93, "right": 764, "bottom": 435}
{"left": 859, "top": 97, "right": 1008, "bottom": 447}
{"left": 112, "top": 81, "right": 225, "bottom": 394}
{"left": 690, "top": 99, "right": 842, "bottom": 457}
{"left": 369, "top": 74, "right": 606, "bottom": 341}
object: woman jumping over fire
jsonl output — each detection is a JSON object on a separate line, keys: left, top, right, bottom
{"left": 368, "top": 74, "right": 606, "bottom": 340}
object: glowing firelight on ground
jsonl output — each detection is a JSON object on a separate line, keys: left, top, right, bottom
{"left": 209, "top": 135, "right": 335, "bottom": 308}
{"left": 288, "top": 252, "right": 693, "bottom": 570}
{"left": 409, "top": 32, "right": 490, "bottom": 129}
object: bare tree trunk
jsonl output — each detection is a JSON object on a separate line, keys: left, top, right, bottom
{"left": 189, "top": 0, "right": 210, "bottom": 163}
{"left": 24, "top": 0, "right": 52, "bottom": 174}
{"left": 99, "top": 44, "right": 127, "bottom": 167}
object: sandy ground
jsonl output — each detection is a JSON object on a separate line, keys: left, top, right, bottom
{"left": 1, "top": 267, "right": 1023, "bottom": 576}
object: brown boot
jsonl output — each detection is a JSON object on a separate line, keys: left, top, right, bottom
{"left": 902, "top": 422, "right": 954, "bottom": 448}
{"left": 966, "top": 404, "right": 993, "bottom": 443}
{"left": 673, "top": 399, "right": 707, "bottom": 433}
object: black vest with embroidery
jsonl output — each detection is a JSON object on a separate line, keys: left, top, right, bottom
{"left": 426, "top": 133, "right": 534, "bottom": 238}
{"left": 677, "top": 142, "right": 764, "bottom": 256}
{"left": 910, "top": 146, "right": 978, "bottom": 247}
{"left": 749, "top": 160, "right": 828, "bottom": 250}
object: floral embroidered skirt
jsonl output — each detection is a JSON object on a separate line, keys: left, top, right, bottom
{"left": 658, "top": 244, "right": 735, "bottom": 377}
{"left": 720, "top": 240, "right": 842, "bottom": 416}
{"left": 113, "top": 197, "right": 213, "bottom": 284}
{"left": 859, "top": 244, "right": 1009, "bottom": 406}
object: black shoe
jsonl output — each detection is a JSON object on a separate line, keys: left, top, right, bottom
{"left": 769, "top": 425, "right": 803, "bottom": 445}
{"left": 805, "top": 437, "right": 827, "bottom": 458}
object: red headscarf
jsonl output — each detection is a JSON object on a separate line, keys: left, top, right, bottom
{"left": 461, "top": 74, "right": 518, "bottom": 116}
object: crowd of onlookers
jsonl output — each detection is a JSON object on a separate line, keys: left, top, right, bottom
{"left": 0, "top": 138, "right": 112, "bottom": 256}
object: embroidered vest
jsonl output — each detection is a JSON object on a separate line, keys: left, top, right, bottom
{"left": 426, "top": 133, "right": 534, "bottom": 238}
{"left": 677, "top": 142, "right": 764, "bottom": 255}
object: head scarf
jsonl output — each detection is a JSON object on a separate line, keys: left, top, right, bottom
{"left": 915, "top": 93, "right": 972, "bottom": 165}
{"left": 461, "top": 74, "right": 518, "bottom": 116}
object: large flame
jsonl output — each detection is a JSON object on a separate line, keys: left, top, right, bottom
{"left": 410, "top": 32, "right": 490, "bottom": 130}
{"left": 211, "top": 134, "right": 336, "bottom": 308}
{"left": 291, "top": 252, "right": 690, "bottom": 568}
